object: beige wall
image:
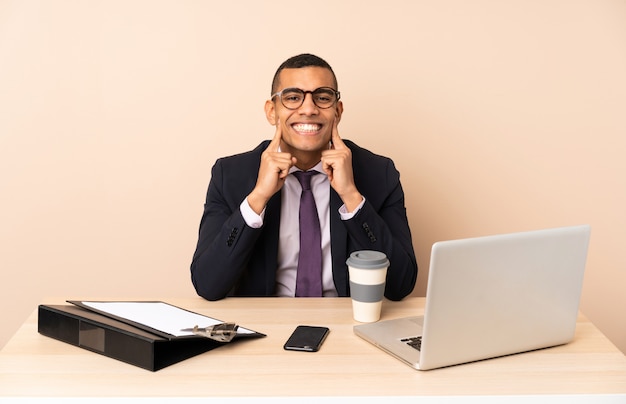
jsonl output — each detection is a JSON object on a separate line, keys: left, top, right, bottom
{"left": 1, "top": 0, "right": 625, "bottom": 353}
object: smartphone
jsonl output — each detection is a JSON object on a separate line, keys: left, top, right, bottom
{"left": 283, "top": 325, "right": 330, "bottom": 352}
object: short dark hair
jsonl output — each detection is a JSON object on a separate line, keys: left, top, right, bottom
{"left": 271, "top": 53, "right": 338, "bottom": 95}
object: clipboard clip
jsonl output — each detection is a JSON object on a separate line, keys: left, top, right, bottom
{"left": 180, "top": 323, "right": 239, "bottom": 342}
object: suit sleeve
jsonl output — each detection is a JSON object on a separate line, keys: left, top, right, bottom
{"left": 190, "top": 159, "right": 263, "bottom": 300}
{"left": 342, "top": 159, "right": 418, "bottom": 301}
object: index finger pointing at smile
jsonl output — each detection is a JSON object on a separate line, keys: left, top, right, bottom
{"left": 331, "top": 119, "right": 346, "bottom": 149}
{"left": 267, "top": 119, "right": 282, "bottom": 152}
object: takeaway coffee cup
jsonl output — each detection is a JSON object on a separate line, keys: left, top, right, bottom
{"left": 346, "top": 250, "right": 389, "bottom": 323}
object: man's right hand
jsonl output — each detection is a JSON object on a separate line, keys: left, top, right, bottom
{"left": 247, "top": 121, "right": 297, "bottom": 214}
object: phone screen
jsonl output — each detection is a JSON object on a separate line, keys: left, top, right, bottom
{"left": 283, "top": 325, "right": 330, "bottom": 352}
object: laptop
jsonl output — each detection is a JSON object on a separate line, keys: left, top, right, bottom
{"left": 354, "top": 225, "right": 591, "bottom": 370}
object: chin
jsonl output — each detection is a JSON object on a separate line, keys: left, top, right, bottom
{"left": 298, "top": 138, "right": 329, "bottom": 152}
{"left": 286, "top": 133, "right": 324, "bottom": 147}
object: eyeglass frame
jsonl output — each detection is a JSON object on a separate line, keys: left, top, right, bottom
{"left": 270, "top": 87, "right": 341, "bottom": 110}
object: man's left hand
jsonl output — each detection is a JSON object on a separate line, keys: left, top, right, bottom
{"left": 321, "top": 119, "right": 363, "bottom": 212}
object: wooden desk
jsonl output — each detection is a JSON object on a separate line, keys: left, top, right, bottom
{"left": 0, "top": 297, "right": 625, "bottom": 400}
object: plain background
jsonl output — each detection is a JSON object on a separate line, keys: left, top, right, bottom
{"left": 1, "top": 0, "right": 625, "bottom": 354}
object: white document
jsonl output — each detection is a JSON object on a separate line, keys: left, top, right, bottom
{"left": 79, "top": 301, "right": 255, "bottom": 337}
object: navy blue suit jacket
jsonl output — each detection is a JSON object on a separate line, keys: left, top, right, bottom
{"left": 191, "top": 139, "right": 417, "bottom": 301}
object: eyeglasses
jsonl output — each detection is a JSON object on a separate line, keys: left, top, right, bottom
{"left": 271, "top": 87, "right": 340, "bottom": 110}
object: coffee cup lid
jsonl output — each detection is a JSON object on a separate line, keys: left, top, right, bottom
{"left": 346, "top": 250, "right": 389, "bottom": 269}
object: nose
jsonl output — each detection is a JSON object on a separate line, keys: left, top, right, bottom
{"left": 297, "top": 93, "right": 319, "bottom": 115}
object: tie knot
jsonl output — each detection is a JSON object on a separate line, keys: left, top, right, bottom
{"left": 293, "top": 170, "right": 318, "bottom": 191}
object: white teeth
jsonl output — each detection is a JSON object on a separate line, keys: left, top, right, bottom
{"left": 293, "top": 123, "right": 321, "bottom": 133}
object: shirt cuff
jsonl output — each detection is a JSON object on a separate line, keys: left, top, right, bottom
{"left": 339, "top": 197, "right": 366, "bottom": 220}
{"left": 240, "top": 198, "right": 265, "bottom": 228}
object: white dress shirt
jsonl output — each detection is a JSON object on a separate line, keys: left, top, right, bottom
{"left": 240, "top": 161, "right": 365, "bottom": 297}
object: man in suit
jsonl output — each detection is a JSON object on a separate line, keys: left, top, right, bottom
{"left": 191, "top": 54, "right": 417, "bottom": 301}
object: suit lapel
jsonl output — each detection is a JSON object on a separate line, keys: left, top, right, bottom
{"left": 262, "top": 190, "right": 282, "bottom": 294}
{"left": 330, "top": 189, "right": 349, "bottom": 295}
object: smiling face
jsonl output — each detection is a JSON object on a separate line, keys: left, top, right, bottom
{"left": 265, "top": 66, "right": 343, "bottom": 169}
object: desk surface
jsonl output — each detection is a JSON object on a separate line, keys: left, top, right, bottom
{"left": 1, "top": 297, "right": 625, "bottom": 398}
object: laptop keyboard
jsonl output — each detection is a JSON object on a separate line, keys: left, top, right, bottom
{"left": 401, "top": 336, "right": 422, "bottom": 351}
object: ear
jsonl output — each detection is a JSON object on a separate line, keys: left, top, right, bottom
{"left": 265, "top": 100, "right": 277, "bottom": 125}
{"left": 334, "top": 101, "right": 344, "bottom": 123}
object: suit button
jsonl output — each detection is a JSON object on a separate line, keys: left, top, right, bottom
{"left": 362, "top": 222, "right": 377, "bottom": 242}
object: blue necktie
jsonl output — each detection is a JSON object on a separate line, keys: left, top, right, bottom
{"left": 293, "top": 171, "right": 323, "bottom": 297}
